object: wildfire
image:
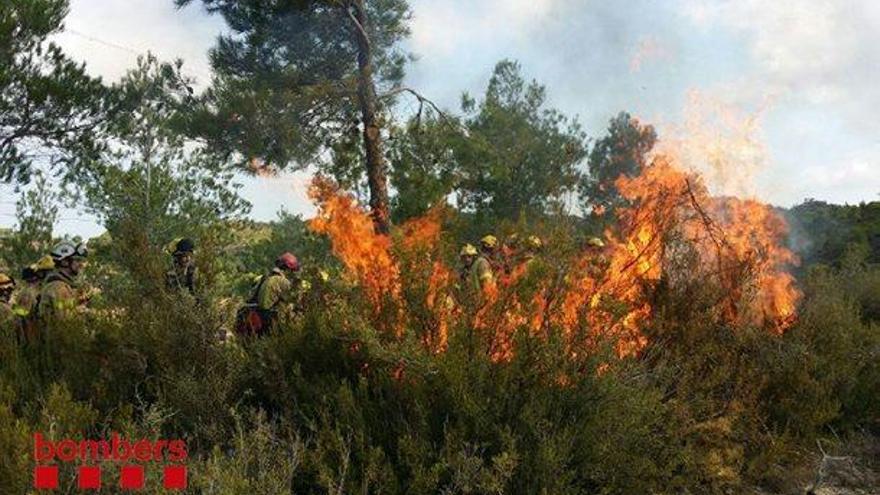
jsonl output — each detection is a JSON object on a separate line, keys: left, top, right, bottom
{"left": 425, "top": 260, "right": 454, "bottom": 352}
{"left": 308, "top": 178, "right": 452, "bottom": 342}
{"left": 305, "top": 106, "right": 801, "bottom": 363}
{"left": 308, "top": 177, "right": 401, "bottom": 324}
{"left": 545, "top": 151, "right": 799, "bottom": 359}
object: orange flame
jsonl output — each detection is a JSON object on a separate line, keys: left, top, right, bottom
{"left": 306, "top": 109, "right": 801, "bottom": 363}
{"left": 308, "top": 177, "right": 401, "bottom": 332}
{"left": 425, "top": 260, "right": 454, "bottom": 352}
{"left": 551, "top": 151, "right": 800, "bottom": 358}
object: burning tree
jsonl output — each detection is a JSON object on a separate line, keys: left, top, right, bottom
{"left": 564, "top": 153, "right": 800, "bottom": 357}
{"left": 306, "top": 137, "right": 801, "bottom": 366}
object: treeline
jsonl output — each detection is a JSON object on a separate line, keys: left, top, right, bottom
{"left": 788, "top": 200, "right": 880, "bottom": 267}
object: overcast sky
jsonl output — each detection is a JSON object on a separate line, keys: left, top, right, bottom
{"left": 2, "top": 0, "right": 878, "bottom": 238}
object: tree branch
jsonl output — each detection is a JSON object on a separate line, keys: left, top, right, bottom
{"left": 379, "top": 87, "right": 447, "bottom": 117}
{"left": 345, "top": 3, "right": 370, "bottom": 44}
{"left": 378, "top": 86, "right": 466, "bottom": 135}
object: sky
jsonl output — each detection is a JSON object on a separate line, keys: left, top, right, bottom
{"left": 1, "top": 0, "right": 878, "bottom": 238}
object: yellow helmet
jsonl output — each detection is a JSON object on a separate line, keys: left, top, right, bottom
{"left": 32, "top": 255, "right": 55, "bottom": 272}
{"left": 166, "top": 238, "right": 182, "bottom": 255}
{"left": 527, "top": 235, "right": 543, "bottom": 250}
{"left": 460, "top": 244, "right": 478, "bottom": 257}
{"left": 0, "top": 273, "right": 14, "bottom": 290}
{"left": 480, "top": 235, "right": 498, "bottom": 250}
{"left": 586, "top": 237, "right": 605, "bottom": 248}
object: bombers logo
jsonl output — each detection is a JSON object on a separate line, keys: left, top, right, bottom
{"left": 33, "top": 432, "right": 188, "bottom": 490}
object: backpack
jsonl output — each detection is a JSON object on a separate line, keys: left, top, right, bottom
{"left": 234, "top": 273, "right": 278, "bottom": 337}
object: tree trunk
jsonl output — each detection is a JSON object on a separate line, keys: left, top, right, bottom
{"left": 350, "top": 0, "right": 391, "bottom": 234}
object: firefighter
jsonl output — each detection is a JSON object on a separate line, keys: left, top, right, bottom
{"left": 583, "top": 236, "right": 608, "bottom": 278}
{"left": 13, "top": 266, "right": 39, "bottom": 318}
{"left": 501, "top": 233, "right": 521, "bottom": 275}
{"left": 235, "top": 252, "right": 304, "bottom": 336}
{"left": 480, "top": 234, "right": 499, "bottom": 266}
{"left": 584, "top": 236, "right": 606, "bottom": 252}
{"left": 458, "top": 243, "right": 478, "bottom": 286}
{"left": 165, "top": 238, "right": 199, "bottom": 295}
{"left": 37, "top": 241, "right": 88, "bottom": 321}
{"left": 12, "top": 255, "right": 53, "bottom": 319}
{"left": 472, "top": 236, "right": 497, "bottom": 293}
{"left": 523, "top": 235, "right": 543, "bottom": 264}
{"left": 0, "top": 273, "right": 15, "bottom": 326}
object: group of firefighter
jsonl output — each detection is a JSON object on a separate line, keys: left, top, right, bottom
{"left": 0, "top": 233, "right": 608, "bottom": 338}
{"left": 0, "top": 241, "right": 89, "bottom": 328}
{"left": 458, "top": 233, "right": 607, "bottom": 295}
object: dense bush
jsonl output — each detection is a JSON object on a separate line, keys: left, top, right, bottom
{"left": 1, "top": 250, "right": 877, "bottom": 493}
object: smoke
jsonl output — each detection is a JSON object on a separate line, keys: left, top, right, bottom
{"left": 653, "top": 90, "right": 773, "bottom": 200}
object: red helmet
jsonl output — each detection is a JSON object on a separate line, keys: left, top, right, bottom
{"left": 277, "top": 252, "right": 300, "bottom": 272}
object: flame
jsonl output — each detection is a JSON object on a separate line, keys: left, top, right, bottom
{"left": 425, "top": 261, "right": 453, "bottom": 352}
{"left": 550, "top": 150, "right": 800, "bottom": 357}
{"left": 704, "top": 197, "right": 799, "bottom": 331}
{"left": 305, "top": 100, "right": 801, "bottom": 363}
{"left": 308, "top": 179, "right": 453, "bottom": 342}
{"left": 398, "top": 208, "right": 443, "bottom": 252}
{"left": 308, "top": 177, "right": 401, "bottom": 330}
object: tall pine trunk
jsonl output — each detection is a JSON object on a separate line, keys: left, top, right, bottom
{"left": 351, "top": 0, "right": 391, "bottom": 234}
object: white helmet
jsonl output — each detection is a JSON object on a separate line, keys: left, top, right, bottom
{"left": 51, "top": 241, "right": 88, "bottom": 262}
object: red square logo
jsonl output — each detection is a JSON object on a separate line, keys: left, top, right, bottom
{"left": 34, "top": 465, "right": 59, "bottom": 490}
{"left": 120, "top": 465, "right": 145, "bottom": 490}
{"left": 78, "top": 465, "right": 101, "bottom": 489}
{"left": 163, "top": 465, "right": 187, "bottom": 490}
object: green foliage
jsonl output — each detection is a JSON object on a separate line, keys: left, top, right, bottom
{"left": 788, "top": 199, "right": 880, "bottom": 267}
{"left": 78, "top": 55, "right": 250, "bottom": 238}
{"left": 0, "top": 5, "right": 875, "bottom": 489}
{"left": 388, "top": 114, "right": 459, "bottom": 222}
{"left": 192, "top": 410, "right": 300, "bottom": 494}
{"left": 0, "top": 173, "right": 58, "bottom": 270}
{"left": 70, "top": 55, "right": 250, "bottom": 299}
{"left": 1, "top": 241, "right": 876, "bottom": 493}
{"left": 0, "top": 0, "right": 111, "bottom": 183}
{"left": 381, "top": 60, "right": 588, "bottom": 224}
{"left": 580, "top": 111, "right": 657, "bottom": 223}
{"left": 0, "top": 387, "right": 30, "bottom": 494}
{"left": 455, "top": 60, "right": 587, "bottom": 220}
{"left": 177, "top": 0, "right": 411, "bottom": 173}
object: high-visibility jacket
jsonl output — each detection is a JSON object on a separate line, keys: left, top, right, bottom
{"left": 235, "top": 269, "right": 302, "bottom": 337}
{"left": 470, "top": 256, "right": 495, "bottom": 293}
{"left": 253, "top": 268, "right": 298, "bottom": 311}
{"left": 37, "top": 271, "right": 78, "bottom": 321}
{"left": 12, "top": 284, "right": 40, "bottom": 318}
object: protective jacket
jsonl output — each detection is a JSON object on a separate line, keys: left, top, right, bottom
{"left": 166, "top": 264, "right": 199, "bottom": 295}
{"left": 12, "top": 284, "right": 40, "bottom": 318}
{"left": 470, "top": 256, "right": 495, "bottom": 293}
{"left": 235, "top": 269, "right": 299, "bottom": 337}
{"left": 37, "top": 270, "right": 78, "bottom": 321}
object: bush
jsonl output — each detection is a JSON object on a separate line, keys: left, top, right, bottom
{"left": 0, "top": 242, "right": 877, "bottom": 493}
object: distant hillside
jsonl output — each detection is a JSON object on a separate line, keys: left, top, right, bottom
{"left": 786, "top": 200, "right": 880, "bottom": 267}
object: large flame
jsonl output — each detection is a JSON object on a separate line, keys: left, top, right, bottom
{"left": 308, "top": 178, "right": 450, "bottom": 341}
{"left": 305, "top": 102, "right": 801, "bottom": 362}
{"left": 308, "top": 177, "right": 401, "bottom": 328}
